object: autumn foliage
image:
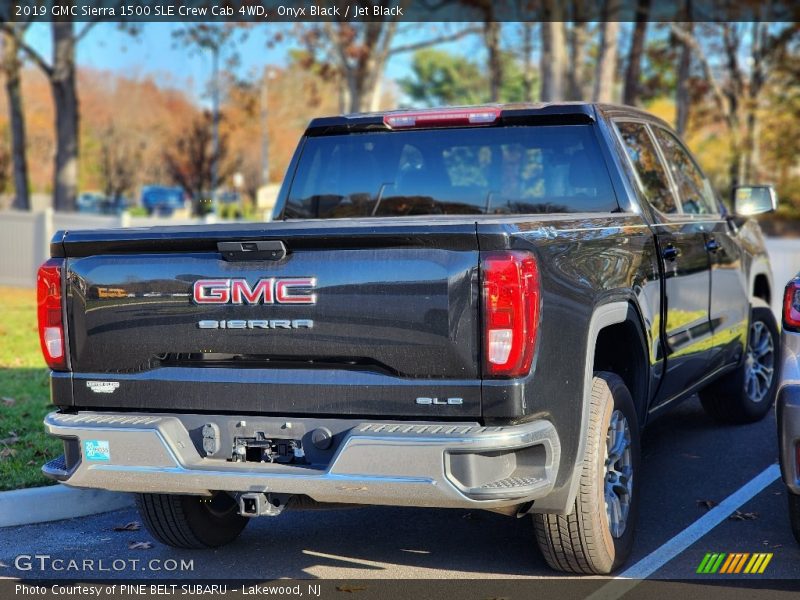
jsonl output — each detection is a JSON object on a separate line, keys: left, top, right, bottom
{"left": 0, "top": 62, "right": 339, "bottom": 207}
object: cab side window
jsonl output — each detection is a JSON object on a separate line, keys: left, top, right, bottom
{"left": 615, "top": 121, "right": 677, "bottom": 215}
{"left": 651, "top": 127, "right": 717, "bottom": 215}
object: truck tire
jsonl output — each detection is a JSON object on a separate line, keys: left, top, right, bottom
{"left": 136, "top": 492, "right": 248, "bottom": 549}
{"left": 699, "top": 301, "right": 779, "bottom": 424}
{"left": 790, "top": 493, "right": 800, "bottom": 545}
{"left": 533, "top": 372, "right": 641, "bottom": 574}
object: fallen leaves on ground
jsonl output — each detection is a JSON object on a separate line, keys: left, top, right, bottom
{"left": 728, "top": 510, "right": 758, "bottom": 521}
{"left": 128, "top": 541, "right": 153, "bottom": 550}
{"left": 1, "top": 397, "right": 14, "bottom": 407}
{"left": 114, "top": 521, "right": 141, "bottom": 532}
{"left": 0, "top": 447, "right": 17, "bottom": 459}
{"left": 0, "top": 432, "right": 19, "bottom": 445}
{"left": 697, "top": 499, "right": 718, "bottom": 510}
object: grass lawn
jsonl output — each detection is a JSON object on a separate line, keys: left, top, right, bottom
{"left": 0, "top": 286, "right": 60, "bottom": 490}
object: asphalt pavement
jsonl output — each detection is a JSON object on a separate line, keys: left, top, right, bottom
{"left": 0, "top": 397, "right": 797, "bottom": 582}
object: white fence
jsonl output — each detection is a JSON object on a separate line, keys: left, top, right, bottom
{"left": 764, "top": 238, "right": 799, "bottom": 317}
{"left": 1, "top": 210, "right": 799, "bottom": 311}
{"left": 0, "top": 209, "right": 228, "bottom": 288}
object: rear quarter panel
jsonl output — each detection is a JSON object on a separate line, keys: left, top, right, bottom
{"left": 477, "top": 213, "right": 661, "bottom": 497}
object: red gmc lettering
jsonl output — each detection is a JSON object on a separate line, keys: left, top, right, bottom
{"left": 193, "top": 278, "right": 316, "bottom": 305}
{"left": 193, "top": 279, "right": 230, "bottom": 304}
{"left": 275, "top": 278, "right": 316, "bottom": 304}
{"left": 231, "top": 279, "right": 274, "bottom": 304}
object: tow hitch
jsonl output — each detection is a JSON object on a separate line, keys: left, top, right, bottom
{"left": 237, "top": 492, "right": 286, "bottom": 517}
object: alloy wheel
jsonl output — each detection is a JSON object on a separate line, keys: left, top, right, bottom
{"left": 604, "top": 409, "right": 633, "bottom": 539}
{"left": 744, "top": 321, "right": 775, "bottom": 404}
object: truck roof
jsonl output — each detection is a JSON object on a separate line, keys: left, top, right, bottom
{"left": 306, "top": 102, "right": 672, "bottom": 135}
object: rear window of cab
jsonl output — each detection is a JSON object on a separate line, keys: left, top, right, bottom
{"left": 282, "top": 125, "right": 618, "bottom": 218}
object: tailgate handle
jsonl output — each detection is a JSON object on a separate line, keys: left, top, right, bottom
{"left": 217, "top": 240, "right": 287, "bottom": 261}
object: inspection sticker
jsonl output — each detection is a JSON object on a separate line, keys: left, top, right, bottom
{"left": 84, "top": 440, "right": 111, "bottom": 461}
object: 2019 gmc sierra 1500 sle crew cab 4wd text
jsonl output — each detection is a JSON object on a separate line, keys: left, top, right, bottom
{"left": 37, "top": 103, "right": 779, "bottom": 574}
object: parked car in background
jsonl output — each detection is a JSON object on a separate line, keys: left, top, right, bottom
{"left": 140, "top": 186, "right": 186, "bottom": 216}
{"left": 780, "top": 274, "right": 800, "bottom": 543}
{"left": 77, "top": 192, "right": 129, "bottom": 215}
{"left": 76, "top": 192, "right": 105, "bottom": 214}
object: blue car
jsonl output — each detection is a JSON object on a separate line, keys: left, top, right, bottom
{"left": 140, "top": 186, "right": 186, "bottom": 216}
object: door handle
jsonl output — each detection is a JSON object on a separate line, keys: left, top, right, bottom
{"left": 706, "top": 239, "right": 721, "bottom": 253}
{"left": 662, "top": 245, "right": 679, "bottom": 262}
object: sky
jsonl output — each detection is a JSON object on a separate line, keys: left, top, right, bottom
{"left": 24, "top": 22, "right": 486, "bottom": 106}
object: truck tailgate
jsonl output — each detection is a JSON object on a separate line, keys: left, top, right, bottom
{"left": 59, "top": 221, "right": 481, "bottom": 418}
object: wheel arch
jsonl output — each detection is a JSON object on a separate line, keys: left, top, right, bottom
{"left": 749, "top": 256, "right": 773, "bottom": 308}
{"left": 753, "top": 272, "right": 772, "bottom": 306}
{"left": 532, "top": 299, "right": 650, "bottom": 514}
{"left": 592, "top": 308, "right": 651, "bottom": 427}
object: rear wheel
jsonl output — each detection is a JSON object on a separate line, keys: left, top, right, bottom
{"left": 699, "top": 302, "right": 779, "bottom": 424}
{"left": 533, "top": 372, "right": 641, "bottom": 574}
{"left": 136, "top": 492, "right": 248, "bottom": 549}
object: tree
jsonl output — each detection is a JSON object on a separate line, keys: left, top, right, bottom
{"left": 98, "top": 122, "right": 140, "bottom": 203}
{"left": 521, "top": 22, "right": 535, "bottom": 102}
{"left": 675, "top": 0, "right": 693, "bottom": 135}
{"left": 484, "top": 21, "right": 503, "bottom": 102}
{"left": 1, "top": 25, "right": 29, "bottom": 210}
{"left": 298, "top": 17, "right": 480, "bottom": 113}
{"left": 566, "top": 6, "right": 590, "bottom": 101}
{"left": 455, "top": 2, "right": 504, "bottom": 102}
{"left": 671, "top": 21, "right": 800, "bottom": 187}
{"left": 540, "top": 2, "right": 566, "bottom": 101}
{"left": 623, "top": 0, "right": 651, "bottom": 105}
{"left": 760, "top": 53, "right": 800, "bottom": 217}
{"left": 593, "top": 0, "right": 621, "bottom": 103}
{"left": 163, "top": 110, "right": 231, "bottom": 215}
{"left": 1, "top": 16, "right": 95, "bottom": 211}
{"left": 400, "top": 49, "right": 531, "bottom": 106}
{"left": 399, "top": 49, "right": 484, "bottom": 106}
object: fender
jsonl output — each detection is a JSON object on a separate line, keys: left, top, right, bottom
{"left": 748, "top": 257, "right": 773, "bottom": 303}
{"left": 532, "top": 300, "right": 650, "bottom": 514}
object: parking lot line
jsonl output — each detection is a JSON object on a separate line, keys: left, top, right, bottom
{"left": 586, "top": 463, "right": 780, "bottom": 600}
{"left": 620, "top": 463, "right": 780, "bottom": 579}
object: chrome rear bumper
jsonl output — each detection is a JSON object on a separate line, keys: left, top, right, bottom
{"left": 44, "top": 411, "right": 560, "bottom": 509}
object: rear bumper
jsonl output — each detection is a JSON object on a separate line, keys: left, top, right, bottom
{"left": 778, "top": 386, "right": 800, "bottom": 495}
{"left": 43, "top": 411, "right": 561, "bottom": 510}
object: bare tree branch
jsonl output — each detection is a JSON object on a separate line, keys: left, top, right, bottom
{"left": 388, "top": 26, "right": 481, "bottom": 56}
{"left": 76, "top": 21, "right": 98, "bottom": 43}
{"left": 0, "top": 22, "right": 52, "bottom": 76}
{"left": 670, "top": 24, "right": 730, "bottom": 126}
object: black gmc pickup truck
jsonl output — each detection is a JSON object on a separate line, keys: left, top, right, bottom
{"left": 38, "top": 103, "right": 780, "bottom": 574}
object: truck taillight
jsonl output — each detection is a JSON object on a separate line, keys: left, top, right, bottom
{"left": 784, "top": 280, "right": 800, "bottom": 332}
{"left": 37, "top": 258, "right": 66, "bottom": 370}
{"left": 482, "top": 251, "right": 540, "bottom": 378}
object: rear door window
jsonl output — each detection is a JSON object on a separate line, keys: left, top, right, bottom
{"left": 651, "top": 127, "right": 718, "bottom": 215}
{"left": 283, "top": 125, "right": 618, "bottom": 218}
{"left": 614, "top": 121, "right": 678, "bottom": 215}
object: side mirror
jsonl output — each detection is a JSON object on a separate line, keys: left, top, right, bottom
{"left": 733, "top": 185, "right": 777, "bottom": 216}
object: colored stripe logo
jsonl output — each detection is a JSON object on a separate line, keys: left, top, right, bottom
{"left": 697, "top": 552, "right": 773, "bottom": 574}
